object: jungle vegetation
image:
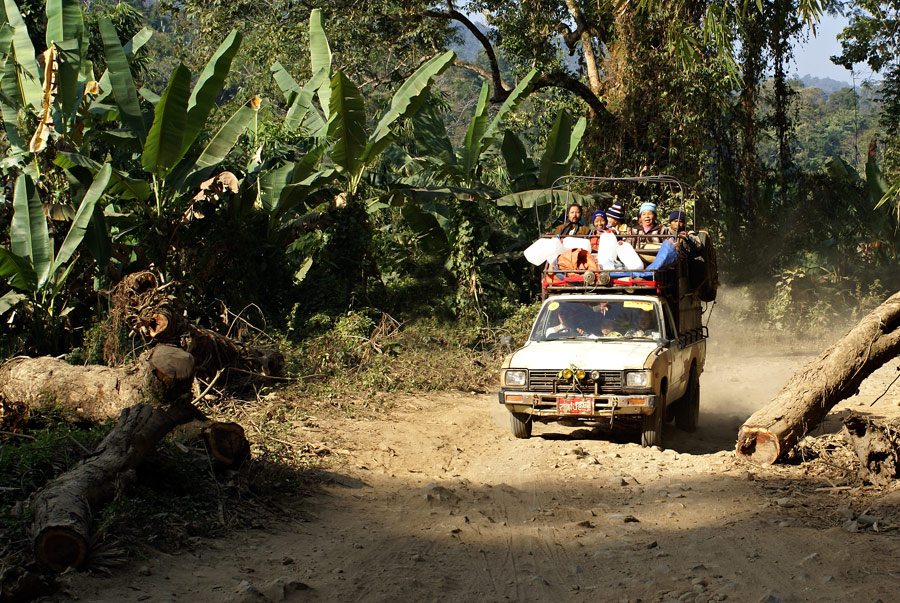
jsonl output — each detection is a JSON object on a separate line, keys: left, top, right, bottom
{"left": 0, "top": 0, "right": 899, "bottom": 357}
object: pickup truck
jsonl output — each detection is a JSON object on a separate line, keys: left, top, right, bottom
{"left": 498, "top": 233, "right": 715, "bottom": 447}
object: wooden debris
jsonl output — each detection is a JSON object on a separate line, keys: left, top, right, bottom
{"left": 842, "top": 414, "right": 900, "bottom": 486}
{"left": 29, "top": 346, "right": 197, "bottom": 572}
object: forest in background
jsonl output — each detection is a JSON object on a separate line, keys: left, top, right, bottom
{"left": 0, "top": 0, "right": 899, "bottom": 359}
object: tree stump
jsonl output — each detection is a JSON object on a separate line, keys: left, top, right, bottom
{"left": 736, "top": 291, "right": 900, "bottom": 464}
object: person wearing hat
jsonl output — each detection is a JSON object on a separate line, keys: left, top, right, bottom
{"left": 627, "top": 202, "right": 671, "bottom": 248}
{"left": 668, "top": 210, "right": 687, "bottom": 233}
{"left": 553, "top": 202, "right": 589, "bottom": 236}
{"left": 605, "top": 202, "right": 629, "bottom": 234}
{"left": 588, "top": 209, "right": 615, "bottom": 250}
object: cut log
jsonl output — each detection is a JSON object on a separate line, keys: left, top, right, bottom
{"left": 842, "top": 414, "right": 900, "bottom": 486}
{"left": 0, "top": 346, "right": 194, "bottom": 422}
{"left": 173, "top": 419, "right": 251, "bottom": 468}
{"left": 0, "top": 357, "right": 143, "bottom": 421}
{"left": 736, "top": 291, "right": 900, "bottom": 464}
{"left": 29, "top": 346, "right": 197, "bottom": 572}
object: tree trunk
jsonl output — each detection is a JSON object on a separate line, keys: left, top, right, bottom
{"left": 29, "top": 346, "right": 198, "bottom": 572}
{"left": 0, "top": 355, "right": 252, "bottom": 467}
{"left": 0, "top": 357, "right": 143, "bottom": 421}
{"left": 736, "top": 291, "right": 900, "bottom": 464}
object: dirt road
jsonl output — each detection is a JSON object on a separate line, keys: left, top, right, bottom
{"left": 56, "top": 339, "right": 900, "bottom": 603}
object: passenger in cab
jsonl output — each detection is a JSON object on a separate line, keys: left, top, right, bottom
{"left": 626, "top": 310, "right": 661, "bottom": 338}
{"left": 553, "top": 203, "right": 589, "bottom": 236}
{"left": 605, "top": 202, "right": 629, "bottom": 235}
{"left": 628, "top": 202, "right": 671, "bottom": 248}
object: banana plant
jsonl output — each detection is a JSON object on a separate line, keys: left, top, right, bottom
{"left": 0, "top": 165, "right": 112, "bottom": 348}
{"left": 252, "top": 9, "right": 455, "bottom": 237}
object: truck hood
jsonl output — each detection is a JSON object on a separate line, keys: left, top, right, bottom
{"left": 509, "top": 340, "right": 661, "bottom": 371}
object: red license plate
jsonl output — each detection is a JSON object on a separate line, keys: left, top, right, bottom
{"left": 557, "top": 397, "right": 593, "bottom": 415}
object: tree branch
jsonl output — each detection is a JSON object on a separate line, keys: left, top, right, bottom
{"left": 422, "top": 8, "right": 511, "bottom": 102}
{"left": 453, "top": 60, "right": 496, "bottom": 82}
{"left": 533, "top": 72, "right": 613, "bottom": 123}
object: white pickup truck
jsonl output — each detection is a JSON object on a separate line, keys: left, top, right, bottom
{"left": 498, "top": 235, "right": 715, "bottom": 447}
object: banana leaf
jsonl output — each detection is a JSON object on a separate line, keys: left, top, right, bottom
{"left": 284, "top": 68, "right": 328, "bottom": 133}
{"left": 500, "top": 130, "right": 537, "bottom": 191}
{"left": 365, "top": 50, "right": 455, "bottom": 161}
{"left": 180, "top": 29, "right": 242, "bottom": 156}
{"left": 182, "top": 98, "right": 260, "bottom": 188}
{"left": 46, "top": 163, "right": 111, "bottom": 284}
{"left": 495, "top": 189, "right": 594, "bottom": 209}
{"left": 327, "top": 72, "right": 366, "bottom": 178}
{"left": 0, "top": 248, "right": 37, "bottom": 291}
{"left": 1, "top": 0, "right": 41, "bottom": 110}
{"left": 308, "top": 9, "right": 331, "bottom": 119}
{"left": 460, "top": 83, "right": 490, "bottom": 178}
{"left": 537, "top": 110, "right": 586, "bottom": 187}
{"left": 481, "top": 68, "right": 537, "bottom": 154}
{"left": 95, "top": 27, "right": 152, "bottom": 104}
{"left": 11, "top": 175, "right": 50, "bottom": 283}
{"left": 271, "top": 61, "right": 299, "bottom": 105}
{"left": 142, "top": 63, "right": 190, "bottom": 177}
{"left": 99, "top": 17, "right": 145, "bottom": 141}
{"left": 0, "top": 289, "right": 27, "bottom": 314}
{"left": 412, "top": 100, "right": 454, "bottom": 163}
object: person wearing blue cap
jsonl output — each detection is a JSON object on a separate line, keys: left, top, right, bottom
{"left": 628, "top": 202, "right": 671, "bottom": 248}
{"left": 588, "top": 209, "right": 614, "bottom": 250}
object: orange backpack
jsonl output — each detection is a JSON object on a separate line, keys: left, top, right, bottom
{"left": 555, "top": 249, "right": 600, "bottom": 277}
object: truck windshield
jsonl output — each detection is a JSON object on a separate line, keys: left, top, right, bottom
{"left": 530, "top": 299, "right": 662, "bottom": 342}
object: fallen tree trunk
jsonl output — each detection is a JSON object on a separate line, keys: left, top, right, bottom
{"left": 0, "top": 356, "right": 144, "bottom": 421}
{"left": 0, "top": 356, "right": 252, "bottom": 467}
{"left": 736, "top": 291, "right": 900, "bottom": 464}
{"left": 29, "top": 346, "right": 198, "bottom": 572}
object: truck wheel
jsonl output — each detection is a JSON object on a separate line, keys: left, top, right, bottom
{"left": 509, "top": 411, "right": 533, "bottom": 439}
{"left": 641, "top": 401, "right": 663, "bottom": 448}
{"left": 675, "top": 367, "right": 700, "bottom": 433}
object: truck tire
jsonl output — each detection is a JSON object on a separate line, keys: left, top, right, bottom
{"left": 641, "top": 398, "right": 664, "bottom": 448}
{"left": 675, "top": 366, "right": 700, "bottom": 432}
{"left": 509, "top": 411, "right": 533, "bottom": 439}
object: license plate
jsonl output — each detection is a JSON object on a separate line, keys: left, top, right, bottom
{"left": 557, "top": 397, "right": 593, "bottom": 415}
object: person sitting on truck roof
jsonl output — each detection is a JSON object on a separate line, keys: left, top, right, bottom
{"left": 668, "top": 210, "right": 687, "bottom": 233}
{"left": 588, "top": 210, "right": 615, "bottom": 250}
{"left": 605, "top": 202, "right": 629, "bottom": 234}
{"left": 627, "top": 202, "right": 672, "bottom": 248}
{"left": 553, "top": 203, "right": 589, "bottom": 236}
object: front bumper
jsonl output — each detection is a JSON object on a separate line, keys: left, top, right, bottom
{"left": 498, "top": 390, "right": 656, "bottom": 417}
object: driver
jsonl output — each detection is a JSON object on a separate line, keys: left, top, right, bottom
{"left": 545, "top": 304, "right": 592, "bottom": 337}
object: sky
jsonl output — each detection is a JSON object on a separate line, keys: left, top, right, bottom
{"left": 791, "top": 12, "right": 859, "bottom": 85}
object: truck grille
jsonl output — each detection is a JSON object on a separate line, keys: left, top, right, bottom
{"left": 528, "top": 370, "right": 623, "bottom": 393}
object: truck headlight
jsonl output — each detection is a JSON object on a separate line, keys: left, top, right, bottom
{"left": 504, "top": 370, "right": 527, "bottom": 386}
{"left": 625, "top": 370, "right": 651, "bottom": 388}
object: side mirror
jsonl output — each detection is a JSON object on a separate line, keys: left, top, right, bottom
{"left": 500, "top": 335, "right": 514, "bottom": 350}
